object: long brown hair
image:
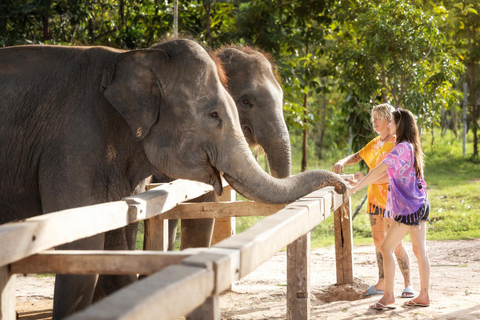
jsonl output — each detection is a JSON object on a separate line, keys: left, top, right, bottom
{"left": 392, "top": 108, "right": 424, "bottom": 178}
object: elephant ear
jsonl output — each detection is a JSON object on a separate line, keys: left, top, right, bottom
{"left": 102, "top": 50, "right": 166, "bottom": 140}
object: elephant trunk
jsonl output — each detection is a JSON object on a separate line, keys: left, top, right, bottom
{"left": 219, "top": 143, "right": 346, "bottom": 204}
{"left": 257, "top": 120, "right": 291, "bottom": 179}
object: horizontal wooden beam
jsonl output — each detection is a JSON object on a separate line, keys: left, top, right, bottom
{"left": 0, "top": 201, "right": 130, "bottom": 267}
{"left": 67, "top": 265, "right": 214, "bottom": 320}
{"left": 125, "top": 179, "right": 217, "bottom": 222}
{"left": 10, "top": 250, "right": 191, "bottom": 275}
{"left": 214, "top": 196, "right": 331, "bottom": 278}
{"left": 161, "top": 201, "right": 286, "bottom": 219}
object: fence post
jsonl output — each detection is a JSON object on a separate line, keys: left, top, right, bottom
{"left": 185, "top": 296, "right": 220, "bottom": 320}
{"left": 286, "top": 232, "right": 311, "bottom": 320}
{"left": 211, "top": 186, "right": 236, "bottom": 245}
{"left": 144, "top": 216, "right": 169, "bottom": 251}
{"left": 0, "top": 265, "right": 16, "bottom": 320}
{"left": 334, "top": 196, "right": 353, "bottom": 284}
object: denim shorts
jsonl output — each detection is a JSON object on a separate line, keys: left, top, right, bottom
{"left": 393, "top": 200, "right": 430, "bottom": 226}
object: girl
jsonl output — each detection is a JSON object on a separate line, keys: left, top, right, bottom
{"left": 347, "top": 108, "right": 430, "bottom": 310}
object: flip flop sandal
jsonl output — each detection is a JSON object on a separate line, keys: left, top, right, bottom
{"left": 403, "top": 300, "right": 429, "bottom": 307}
{"left": 363, "top": 285, "right": 384, "bottom": 296}
{"left": 369, "top": 302, "right": 396, "bottom": 310}
{"left": 401, "top": 286, "right": 417, "bottom": 298}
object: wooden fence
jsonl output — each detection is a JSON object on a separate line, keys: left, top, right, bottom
{"left": 0, "top": 178, "right": 353, "bottom": 320}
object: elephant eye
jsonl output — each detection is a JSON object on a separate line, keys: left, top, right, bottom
{"left": 210, "top": 111, "right": 219, "bottom": 118}
{"left": 239, "top": 96, "right": 253, "bottom": 108}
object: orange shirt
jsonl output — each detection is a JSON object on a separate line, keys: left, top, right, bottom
{"left": 358, "top": 136, "right": 396, "bottom": 216}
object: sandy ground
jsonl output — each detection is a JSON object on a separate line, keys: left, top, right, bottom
{"left": 15, "top": 239, "right": 480, "bottom": 320}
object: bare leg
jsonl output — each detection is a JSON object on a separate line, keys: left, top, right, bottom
{"left": 365, "top": 214, "right": 387, "bottom": 293}
{"left": 374, "top": 221, "right": 409, "bottom": 308}
{"left": 408, "top": 221, "right": 430, "bottom": 305}
{"left": 387, "top": 219, "right": 412, "bottom": 295}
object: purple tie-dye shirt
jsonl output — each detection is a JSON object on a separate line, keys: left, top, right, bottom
{"left": 382, "top": 141, "right": 427, "bottom": 221}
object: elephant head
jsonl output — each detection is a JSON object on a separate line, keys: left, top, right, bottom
{"left": 215, "top": 46, "right": 291, "bottom": 179}
{"left": 102, "top": 39, "right": 346, "bottom": 204}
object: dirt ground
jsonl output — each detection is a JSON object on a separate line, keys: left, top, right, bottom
{"left": 15, "top": 239, "right": 480, "bottom": 320}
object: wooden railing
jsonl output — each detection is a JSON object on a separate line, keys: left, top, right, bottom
{"left": 0, "top": 178, "right": 352, "bottom": 320}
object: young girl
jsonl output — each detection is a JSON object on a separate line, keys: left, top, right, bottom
{"left": 347, "top": 108, "right": 430, "bottom": 310}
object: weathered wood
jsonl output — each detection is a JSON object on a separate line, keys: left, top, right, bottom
{"left": 334, "top": 196, "right": 353, "bottom": 284}
{"left": 215, "top": 198, "right": 327, "bottom": 278}
{"left": 67, "top": 265, "right": 214, "bottom": 320}
{"left": 10, "top": 251, "right": 191, "bottom": 275}
{"left": 0, "top": 201, "right": 130, "bottom": 266}
{"left": 287, "top": 233, "right": 310, "bottom": 320}
{"left": 181, "top": 248, "right": 240, "bottom": 294}
{"left": 125, "top": 179, "right": 215, "bottom": 222}
{"left": 211, "top": 185, "right": 237, "bottom": 245}
{"left": 144, "top": 216, "right": 169, "bottom": 251}
{"left": 211, "top": 217, "right": 235, "bottom": 246}
{"left": 162, "top": 201, "right": 285, "bottom": 219}
{"left": 185, "top": 295, "right": 220, "bottom": 320}
{"left": 0, "top": 265, "right": 15, "bottom": 320}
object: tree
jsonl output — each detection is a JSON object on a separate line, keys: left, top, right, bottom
{"left": 332, "top": 0, "right": 464, "bottom": 150}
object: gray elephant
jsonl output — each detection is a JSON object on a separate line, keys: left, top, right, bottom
{"left": 159, "top": 45, "right": 292, "bottom": 250}
{"left": 0, "top": 39, "right": 346, "bottom": 318}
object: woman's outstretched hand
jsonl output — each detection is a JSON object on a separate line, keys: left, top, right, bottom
{"left": 332, "top": 162, "right": 344, "bottom": 173}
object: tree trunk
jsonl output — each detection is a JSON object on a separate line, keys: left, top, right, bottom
{"left": 301, "top": 43, "right": 309, "bottom": 172}
{"left": 317, "top": 89, "right": 327, "bottom": 159}
{"left": 204, "top": 1, "right": 213, "bottom": 47}
{"left": 468, "top": 22, "right": 478, "bottom": 158}
{"left": 42, "top": 0, "right": 52, "bottom": 41}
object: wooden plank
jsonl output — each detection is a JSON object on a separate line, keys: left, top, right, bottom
{"left": 10, "top": 250, "right": 191, "bottom": 275}
{"left": 211, "top": 217, "right": 235, "bottom": 246}
{"left": 125, "top": 179, "right": 216, "bottom": 222}
{"left": 181, "top": 248, "right": 240, "bottom": 294}
{"left": 185, "top": 296, "right": 220, "bottom": 320}
{"left": 287, "top": 233, "right": 310, "bottom": 320}
{"left": 0, "top": 201, "right": 130, "bottom": 266}
{"left": 0, "top": 265, "right": 15, "bottom": 320}
{"left": 144, "top": 216, "right": 169, "bottom": 251}
{"left": 67, "top": 265, "right": 214, "bottom": 320}
{"left": 334, "top": 198, "right": 353, "bottom": 284}
{"left": 162, "top": 201, "right": 286, "bottom": 219}
{"left": 211, "top": 185, "right": 237, "bottom": 246}
{"left": 214, "top": 197, "right": 327, "bottom": 278}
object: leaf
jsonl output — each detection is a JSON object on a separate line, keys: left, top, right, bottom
{"left": 465, "top": 8, "right": 478, "bottom": 15}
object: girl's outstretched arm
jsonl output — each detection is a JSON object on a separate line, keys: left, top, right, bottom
{"left": 347, "top": 163, "right": 390, "bottom": 197}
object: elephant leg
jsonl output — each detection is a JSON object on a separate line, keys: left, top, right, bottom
{"left": 53, "top": 234, "right": 105, "bottom": 320}
{"left": 93, "top": 225, "right": 138, "bottom": 302}
{"left": 180, "top": 191, "right": 216, "bottom": 250}
{"left": 168, "top": 219, "right": 179, "bottom": 251}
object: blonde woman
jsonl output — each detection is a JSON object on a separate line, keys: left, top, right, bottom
{"left": 333, "top": 104, "right": 415, "bottom": 298}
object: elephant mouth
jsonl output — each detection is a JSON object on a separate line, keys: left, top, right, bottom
{"left": 206, "top": 152, "right": 223, "bottom": 196}
{"left": 242, "top": 124, "right": 256, "bottom": 145}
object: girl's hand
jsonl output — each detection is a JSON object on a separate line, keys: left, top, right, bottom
{"left": 345, "top": 178, "right": 358, "bottom": 187}
{"left": 332, "top": 162, "right": 344, "bottom": 173}
{"left": 345, "top": 185, "right": 354, "bottom": 198}
{"left": 353, "top": 172, "right": 365, "bottom": 181}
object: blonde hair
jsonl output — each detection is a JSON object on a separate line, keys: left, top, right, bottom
{"left": 371, "top": 103, "right": 395, "bottom": 122}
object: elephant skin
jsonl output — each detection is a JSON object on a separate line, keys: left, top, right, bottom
{"left": 156, "top": 46, "right": 293, "bottom": 250}
{"left": 0, "top": 39, "right": 346, "bottom": 318}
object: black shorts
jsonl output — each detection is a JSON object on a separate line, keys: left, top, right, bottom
{"left": 393, "top": 200, "right": 430, "bottom": 226}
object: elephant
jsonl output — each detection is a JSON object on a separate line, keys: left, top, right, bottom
{"left": 155, "top": 45, "right": 292, "bottom": 250}
{"left": 0, "top": 39, "right": 346, "bottom": 318}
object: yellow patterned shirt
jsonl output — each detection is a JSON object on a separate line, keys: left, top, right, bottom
{"left": 358, "top": 136, "right": 396, "bottom": 216}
